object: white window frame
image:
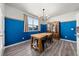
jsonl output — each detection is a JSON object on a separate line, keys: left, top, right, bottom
{"left": 28, "top": 17, "right": 38, "bottom": 32}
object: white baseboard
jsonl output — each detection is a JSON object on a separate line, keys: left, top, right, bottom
{"left": 0, "top": 47, "right": 5, "bottom": 56}
{"left": 1, "top": 47, "right": 5, "bottom": 56}
{"left": 61, "top": 39, "right": 76, "bottom": 43}
{"left": 4, "top": 39, "right": 76, "bottom": 49}
{"left": 5, "top": 39, "right": 31, "bottom": 49}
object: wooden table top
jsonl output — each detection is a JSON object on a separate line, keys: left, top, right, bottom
{"left": 31, "top": 33, "right": 52, "bottom": 39}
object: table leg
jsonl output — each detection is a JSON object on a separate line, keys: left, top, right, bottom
{"left": 31, "top": 37, "right": 33, "bottom": 48}
{"left": 38, "top": 39, "right": 43, "bottom": 52}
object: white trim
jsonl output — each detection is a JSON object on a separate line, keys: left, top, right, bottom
{"left": 5, "top": 17, "right": 24, "bottom": 21}
{"left": 5, "top": 40, "right": 31, "bottom": 48}
{"left": 60, "top": 20, "right": 76, "bottom": 22}
{"left": 61, "top": 39, "right": 76, "bottom": 43}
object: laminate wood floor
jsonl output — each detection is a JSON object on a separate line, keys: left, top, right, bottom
{"left": 3, "top": 39, "right": 77, "bottom": 56}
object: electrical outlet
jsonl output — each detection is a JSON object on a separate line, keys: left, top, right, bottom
{"left": 22, "top": 37, "right": 24, "bottom": 39}
{"left": 71, "top": 28, "right": 74, "bottom": 31}
{"left": 65, "top": 36, "right": 67, "bottom": 38}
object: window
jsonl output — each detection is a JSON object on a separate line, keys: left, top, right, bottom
{"left": 28, "top": 16, "right": 38, "bottom": 31}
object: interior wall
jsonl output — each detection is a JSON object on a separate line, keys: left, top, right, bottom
{"left": 5, "top": 17, "right": 47, "bottom": 46}
{"left": 76, "top": 11, "right": 79, "bottom": 55}
{"left": 0, "top": 3, "right": 5, "bottom": 56}
{"left": 5, "top": 5, "right": 25, "bottom": 46}
{"left": 40, "top": 24, "right": 47, "bottom": 33}
{"left": 5, "top": 17, "right": 24, "bottom": 46}
{"left": 47, "top": 11, "right": 78, "bottom": 41}
{"left": 47, "top": 11, "right": 77, "bottom": 22}
{"left": 5, "top": 5, "right": 40, "bottom": 46}
{"left": 60, "top": 21, "right": 76, "bottom": 41}
{"left": 5, "top": 5, "right": 24, "bottom": 20}
{"left": 76, "top": 13, "right": 79, "bottom": 26}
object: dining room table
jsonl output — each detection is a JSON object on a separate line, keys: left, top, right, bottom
{"left": 31, "top": 33, "right": 53, "bottom": 52}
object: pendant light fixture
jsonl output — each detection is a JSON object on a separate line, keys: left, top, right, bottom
{"left": 42, "top": 8, "right": 46, "bottom": 24}
{"left": 43, "top": 8, "right": 45, "bottom": 21}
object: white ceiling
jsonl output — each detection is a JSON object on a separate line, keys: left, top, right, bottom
{"left": 6, "top": 3, "right": 79, "bottom": 17}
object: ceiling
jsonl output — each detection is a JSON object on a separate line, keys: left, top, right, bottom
{"left": 6, "top": 3, "right": 79, "bottom": 17}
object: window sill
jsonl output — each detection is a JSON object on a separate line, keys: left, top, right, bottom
{"left": 28, "top": 30, "right": 39, "bottom": 32}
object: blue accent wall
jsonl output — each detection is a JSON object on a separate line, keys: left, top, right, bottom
{"left": 5, "top": 17, "right": 40, "bottom": 46}
{"left": 23, "top": 31, "right": 39, "bottom": 40}
{"left": 40, "top": 24, "right": 47, "bottom": 33}
{"left": 60, "top": 21, "right": 76, "bottom": 41}
{"left": 5, "top": 17, "right": 24, "bottom": 46}
{"left": 5, "top": 17, "right": 76, "bottom": 46}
